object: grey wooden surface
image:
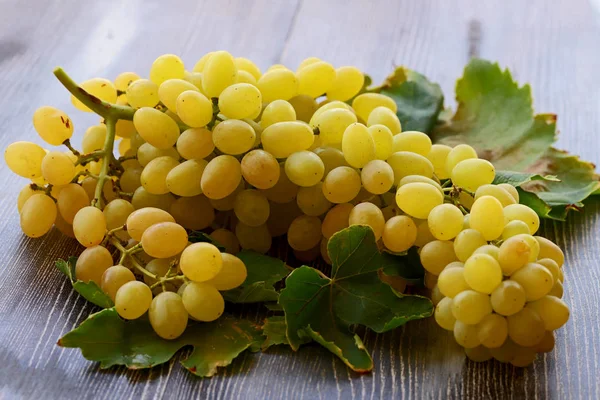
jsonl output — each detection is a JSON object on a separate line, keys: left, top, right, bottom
{"left": 1, "top": 0, "right": 599, "bottom": 399}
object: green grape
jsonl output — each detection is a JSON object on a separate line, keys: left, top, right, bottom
{"left": 526, "top": 296, "right": 569, "bottom": 331}
{"left": 321, "top": 203, "right": 353, "bottom": 239}
{"left": 437, "top": 266, "right": 469, "bottom": 298}
{"left": 452, "top": 290, "right": 492, "bottom": 325}
{"left": 427, "top": 204, "right": 463, "bottom": 241}
{"left": 451, "top": 159, "right": 495, "bottom": 192}
{"left": 170, "top": 195, "right": 214, "bottom": 230}
{"left": 158, "top": 79, "right": 198, "bottom": 112}
{"left": 76, "top": 245, "right": 113, "bottom": 284}
{"left": 17, "top": 184, "right": 36, "bottom": 213}
{"left": 348, "top": 202, "right": 385, "bottom": 240}
{"left": 288, "top": 95, "right": 318, "bottom": 122}
{"left": 57, "top": 183, "right": 89, "bottom": 224}
{"left": 312, "top": 108, "right": 358, "bottom": 145}
{"left": 445, "top": 144, "right": 478, "bottom": 174}
{"left": 426, "top": 144, "right": 452, "bottom": 180}
{"left": 137, "top": 143, "right": 179, "bottom": 167}
{"left": 381, "top": 215, "right": 417, "bottom": 253}
{"left": 434, "top": 297, "right": 456, "bottom": 331}
{"left": 477, "top": 314, "right": 508, "bottom": 348}
{"left": 201, "top": 155, "right": 242, "bottom": 200}
{"left": 453, "top": 229, "right": 487, "bottom": 262}
{"left": 507, "top": 308, "right": 546, "bottom": 346}
{"left": 256, "top": 68, "right": 298, "bottom": 102}
{"left": 131, "top": 187, "right": 176, "bottom": 211}
{"left": 511, "top": 262, "right": 554, "bottom": 301}
{"left": 32, "top": 106, "right": 73, "bottom": 145}
{"left": 165, "top": 159, "right": 207, "bottom": 197}
{"left": 366, "top": 124, "right": 394, "bottom": 161}
{"left": 114, "top": 71, "right": 140, "bottom": 91}
{"left": 218, "top": 83, "right": 262, "bottom": 120}
{"left": 20, "top": 194, "right": 56, "bottom": 238}
{"left": 312, "top": 147, "right": 348, "bottom": 176}
{"left": 115, "top": 281, "right": 153, "bottom": 320}
{"left": 360, "top": 160, "right": 394, "bottom": 195}
{"left": 149, "top": 54, "right": 185, "bottom": 85}
{"left": 465, "top": 346, "right": 493, "bottom": 362}
{"left": 71, "top": 78, "right": 117, "bottom": 111}
{"left": 535, "top": 331, "right": 556, "bottom": 353}
{"left": 176, "top": 128, "right": 214, "bottom": 160}
{"left": 73, "top": 206, "right": 106, "bottom": 247}
{"left": 454, "top": 320, "right": 481, "bottom": 348}
{"left": 141, "top": 156, "right": 180, "bottom": 195}
{"left": 260, "top": 100, "right": 296, "bottom": 128}
{"left": 141, "top": 222, "right": 188, "bottom": 259}
{"left": 297, "top": 61, "right": 335, "bottom": 98}
{"left": 5, "top": 141, "right": 46, "bottom": 179}
{"left": 205, "top": 253, "right": 247, "bottom": 290}
{"left": 341, "top": 123, "right": 376, "bottom": 168}
{"left": 261, "top": 121, "right": 314, "bottom": 158}
{"left": 241, "top": 150, "right": 280, "bottom": 189}
{"left": 296, "top": 57, "right": 321, "bottom": 71}
{"left": 326, "top": 66, "right": 364, "bottom": 101}
{"left": 100, "top": 265, "right": 135, "bottom": 301}
{"left": 193, "top": 52, "right": 214, "bottom": 72}
{"left": 310, "top": 101, "right": 353, "bottom": 124}
{"left": 201, "top": 51, "right": 236, "bottom": 97}
{"left": 126, "top": 79, "right": 159, "bottom": 108}
{"left": 392, "top": 132, "right": 431, "bottom": 156}
{"left": 464, "top": 253, "right": 502, "bottom": 294}
{"left": 351, "top": 93, "right": 397, "bottom": 122}
{"left": 210, "top": 228, "right": 240, "bottom": 254}
{"left": 284, "top": 151, "right": 325, "bottom": 187}
{"left": 502, "top": 220, "right": 530, "bottom": 240}
{"left": 149, "top": 292, "right": 188, "bottom": 340}
{"left": 503, "top": 204, "right": 540, "bottom": 235}
{"left": 537, "top": 258, "right": 560, "bottom": 283}
{"left": 41, "top": 151, "right": 75, "bottom": 186}
{"left": 497, "top": 183, "right": 519, "bottom": 202}
{"left": 103, "top": 199, "right": 134, "bottom": 240}
{"left": 490, "top": 280, "right": 526, "bottom": 316}
{"left": 367, "top": 106, "right": 402, "bottom": 134}
{"left": 235, "top": 57, "right": 261, "bottom": 79}
{"left": 233, "top": 189, "right": 270, "bottom": 227}
{"left": 126, "top": 207, "right": 175, "bottom": 241}
{"left": 489, "top": 338, "right": 519, "bottom": 363}
{"left": 398, "top": 175, "right": 443, "bottom": 193}
{"left": 182, "top": 282, "right": 224, "bottom": 322}
{"left": 180, "top": 242, "right": 222, "bottom": 282}
{"left": 387, "top": 151, "right": 434, "bottom": 184}
{"left": 133, "top": 107, "right": 180, "bottom": 149}
{"left": 535, "top": 236, "right": 564, "bottom": 267}
{"left": 469, "top": 195, "right": 504, "bottom": 240}
{"left": 395, "top": 182, "right": 443, "bottom": 219}
{"left": 287, "top": 215, "right": 322, "bottom": 251}
{"left": 498, "top": 236, "right": 531, "bottom": 275}
{"left": 175, "top": 90, "right": 213, "bottom": 128}
{"left": 297, "top": 183, "right": 332, "bottom": 216}
{"left": 420, "top": 240, "right": 458, "bottom": 275}
{"left": 474, "top": 184, "right": 516, "bottom": 207}
{"left": 322, "top": 166, "right": 361, "bottom": 203}
{"left": 473, "top": 244, "right": 500, "bottom": 260}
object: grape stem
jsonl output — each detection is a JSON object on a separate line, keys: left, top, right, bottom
{"left": 75, "top": 151, "right": 104, "bottom": 166}
{"left": 62, "top": 139, "right": 80, "bottom": 156}
{"left": 92, "top": 117, "right": 116, "bottom": 209}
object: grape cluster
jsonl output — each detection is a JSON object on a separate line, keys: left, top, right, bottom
{"left": 4, "top": 51, "right": 568, "bottom": 356}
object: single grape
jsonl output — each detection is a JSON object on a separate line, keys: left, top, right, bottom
{"left": 474, "top": 184, "right": 516, "bottom": 207}
{"left": 395, "top": 182, "right": 443, "bottom": 219}
{"left": 297, "top": 183, "right": 332, "bottom": 216}
{"left": 174, "top": 90, "right": 212, "bottom": 127}
{"left": 179, "top": 242, "right": 222, "bottom": 282}
{"left": 157, "top": 79, "right": 199, "bottom": 113}
{"left": 437, "top": 266, "right": 469, "bottom": 298}
{"left": 40, "top": 151, "right": 75, "bottom": 186}
{"left": 351, "top": 93, "right": 397, "bottom": 122}
{"left": 342, "top": 123, "right": 376, "bottom": 168}
{"left": 149, "top": 292, "right": 188, "bottom": 340}
{"left": 256, "top": 68, "right": 298, "bottom": 102}
{"left": 261, "top": 100, "right": 296, "bottom": 128}
{"left": 548, "top": 280, "right": 564, "bottom": 298}
{"left": 366, "top": 124, "right": 394, "bottom": 161}
{"left": 322, "top": 166, "right": 362, "bottom": 204}
{"left": 261, "top": 121, "right": 314, "bottom": 158}
{"left": 507, "top": 308, "right": 546, "bottom": 347}
{"left": 426, "top": 144, "right": 452, "bottom": 179}
{"left": 287, "top": 215, "right": 322, "bottom": 251}
{"left": 387, "top": 151, "right": 434, "bottom": 184}
{"left": 114, "top": 71, "right": 140, "bottom": 91}
{"left": 17, "top": 185, "right": 36, "bottom": 213}
{"left": 115, "top": 281, "right": 153, "bottom": 320}
{"left": 141, "top": 156, "right": 180, "bottom": 195}
{"left": 497, "top": 236, "right": 531, "bottom": 275}
{"left": 536, "top": 258, "right": 560, "bottom": 283}
{"left": 367, "top": 106, "right": 402, "bottom": 134}
{"left": 452, "top": 290, "right": 492, "bottom": 325}
{"left": 71, "top": 78, "right": 117, "bottom": 111}
{"left": 182, "top": 282, "right": 224, "bottom": 322}
{"left": 501, "top": 220, "right": 530, "bottom": 240}
{"left": 149, "top": 54, "right": 185, "bottom": 85}
{"left": 451, "top": 159, "right": 495, "bottom": 192}
{"left": 236, "top": 222, "right": 272, "bottom": 253}
{"left": 497, "top": 183, "right": 519, "bottom": 202}
{"left": 477, "top": 313, "right": 508, "bottom": 348}
{"left": 32, "top": 106, "right": 73, "bottom": 145}
{"left": 420, "top": 240, "right": 458, "bottom": 275}
{"left": 209, "top": 228, "right": 240, "bottom": 254}
{"left": 73, "top": 206, "right": 106, "bottom": 247}
{"left": 218, "top": 83, "right": 262, "bottom": 120}
{"left": 535, "top": 236, "right": 565, "bottom": 267}
{"left": 200, "top": 155, "right": 242, "bottom": 200}
{"left": 20, "top": 194, "right": 57, "bottom": 238}
{"left": 176, "top": 128, "right": 214, "bottom": 160}
{"left": 170, "top": 195, "right": 215, "bottom": 230}
{"left": 133, "top": 107, "right": 180, "bottom": 149}
{"left": 427, "top": 204, "right": 463, "bottom": 241}
{"left": 465, "top": 346, "right": 493, "bottom": 362}
{"left": 445, "top": 144, "right": 478, "bottom": 174}
{"left": 235, "top": 57, "right": 261, "bottom": 79}
{"left": 165, "top": 159, "right": 207, "bottom": 197}
{"left": 511, "top": 262, "right": 554, "bottom": 301}
{"left": 131, "top": 187, "right": 176, "bottom": 211}
{"left": 321, "top": 203, "right": 353, "bottom": 239}
{"left": 101, "top": 265, "right": 135, "bottom": 301}
{"left": 326, "top": 66, "right": 364, "bottom": 101}
{"left": 289, "top": 95, "right": 318, "bottom": 122}
{"left": 464, "top": 253, "right": 502, "bottom": 294}
{"left": 381, "top": 215, "right": 417, "bottom": 253}
{"left": 297, "top": 61, "right": 336, "bottom": 98}
{"left": 57, "top": 183, "right": 90, "bottom": 224}
{"left": 392, "top": 131, "right": 432, "bottom": 155}
{"left": 535, "top": 331, "right": 556, "bottom": 353}
{"left": 313, "top": 147, "right": 349, "bottom": 175}
{"left": 454, "top": 321, "right": 481, "bottom": 348}
{"left": 453, "top": 229, "right": 487, "bottom": 262}
{"left": 469, "top": 195, "right": 504, "bottom": 240}
{"left": 284, "top": 151, "right": 325, "bottom": 187}
{"left": 361, "top": 160, "right": 394, "bottom": 195}
{"left": 126, "top": 79, "right": 159, "bottom": 108}
{"left": 434, "top": 297, "right": 456, "bottom": 331}
{"left": 348, "top": 202, "right": 385, "bottom": 240}
{"left": 312, "top": 108, "right": 357, "bottom": 145}
{"left": 473, "top": 244, "right": 499, "bottom": 260}
{"left": 398, "top": 175, "right": 443, "bottom": 193}
{"left": 193, "top": 52, "right": 214, "bottom": 72}
{"left": 503, "top": 204, "right": 540, "bottom": 235}
{"left": 141, "top": 222, "right": 188, "bottom": 259}
{"left": 81, "top": 176, "right": 116, "bottom": 203}
{"left": 76, "top": 245, "right": 113, "bottom": 284}
{"left": 240, "top": 150, "right": 280, "bottom": 190}
{"left": 137, "top": 143, "right": 179, "bottom": 167}
{"left": 103, "top": 199, "right": 135, "bottom": 240}
{"left": 526, "top": 295, "right": 570, "bottom": 331}
{"left": 309, "top": 101, "right": 353, "bottom": 124}
{"left": 490, "top": 280, "right": 527, "bottom": 316}
{"left": 201, "top": 51, "right": 236, "bottom": 97}
{"left": 511, "top": 234, "right": 540, "bottom": 262}
{"left": 205, "top": 253, "right": 248, "bottom": 290}
{"left": 233, "top": 190, "right": 270, "bottom": 227}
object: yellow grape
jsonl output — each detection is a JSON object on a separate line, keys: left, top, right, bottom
{"left": 73, "top": 206, "right": 106, "bottom": 247}
{"left": 535, "top": 331, "right": 556, "bottom": 353}
{"left": 180, "top": 242, "right": 222, "bottom": 282}
{"left": 126, "top": 207, "right": 175, "bottom": 241}
{"left": 498, "top": 183, "right": 519, "bottom": 202}
{"left": 297, "top": 183, "right": 332, "bottom": 216}
{"left": 289, "top": 95, "right": 318, "bottom": 122}
{"left": 297, "top": 61, "right": 336, "bottom": 98}
{"left": 452, "top": 289, "right": 492, "bottom": 325}
{"left": 420, "top": 240, "right": 458, "bottom": 275}
{"left": 434, "top": 297, "right": 457, "bottom": 331}
{"left": 474, "top": 184, "right": 516, "bottom": 207}
{"left": 498, "top": 236, "right": 531, "bottom": 275}
{"left": 20, "top": 194, "right": 57, "bottom": 238}
{"left": 501, "top": 220, "right": 530, "bottom": 240}
{"left": 210, "top": 228, "right": 240, "bottom": 254}
{"left": 310, "top": 101, "right": 353, "bottom": 124}
{"left": 426, "top": 144, "right": 452, "bottom": 179}
{"left": 81, "top": 124, "right": 107, "bottom": 154}
{"left": 382, "top": 215, "right": 417, "bottom": 253}
{"left": 101, "top": 265, "right": 135, "bottom": 302}
{"left": 507, "top": 308, "right": 546, "bottom": 347}
{"left": 312, "top": 108, "right": 357, "bottom": 145}
{"left": 321, "top": 203, "right": 353, "bottom": 239}
{"left": 71, "top": 78, "right": 117, "bottom": 111}
{"left": 477, "top": 314, "right": 508, "bottom": 348}
{"left": 511, "top": 263, "right": 554, "bottom": 301}
{"left": 57, "top": 183, "right": 90, "bottom": 224}
{"left": 150, "top": 54, "right": 185, "bottom": 85}
{"left": 32, "top": 106, "right": 73, "bottom": 145}
{"left": 469, "top": 195, "right": 504, "bottom": 240}
{"left": 158, "top": 79, "right": 199, "bottom": 112}
{"left": 367, "top": 106, "right": 402, "bottom": 134}
{"left": 284, "top": 151, "right": 325, "bottom": 187}
{"left": 437, "top": 264, "right": 469, "bottom": 298}
{"left": 181, "top": 282, "right": 224, "bottom": 322}
{"left": 427, "top": 204, "right": 464, "bottom": 241}
{"left": 453, "top": 229, "right": 487, "bottom": 262}
{"left": 174, "top": 90, "right": 212, "bottom": 127}
{"left": 348, "top": 202, "right": 385, "bottom": 240}
{"left": 261, "top": 121, "right": 314, "bottom": 158}
{"left": 352, "top": 93, "right": 397, "bottom": 122}
{"left": 165, "top": 159, "right": 207, "bottom": 197}
{"left": 504, "top": 204, "right": 540, "bottom": 235}
{"left": 201, "top": 51, "right": 236, "bottom": 97}
{"left": 132, "top": 187, "right": 175, "bottom": 211}
{"left": 261, "top": 100, "right": 296, "bottom": 128}
{"left": 176, "top": 128, "right": 214, "bottom": 160}
{"left": 395, "top": 182, "right": 443, "bottom": 219}
{"left": 5, "top": 141, "right": 46, "bottom": 179}
{"left": 141, "top": 221, "right": 188, "bottom": 259}
{"left": 327, "top": 66, "right": 364, "bottom": 101}
{"left": 41, "top": 151, "right": 75, "bottom": 186}
{"left": 446, "top": 144, "right": 478, "bottom": 174}
{"left": 205, "top": 253, "right": 247, "bottom": 290}
{"left": 313, "top": 147, "right": 349, "bottom": 175}
{"left": 473, "top": 244, "right": 500, "bottom": 260}
{"left": 115, "top": 281, "right": 153, "bottom": 320}
{"left": 526, "top": 296, "right": 570, "bottom": 331}
{"left": 288, "top": 215, "right": 322, "bottom": 251}
{"left": 392, "top": 131, "right": 432, "bottom": 156}
{"left": 218, "top": 83, "right": 262, "bottom": 119}
{"left": 296, "top": 57, "right": 321, "bottom": 71}
{"left": 512, "top": 234, "right": 540, "bottom": 262}
{"left": 133, "top": 107, "right": 180, "bottom": 149}
{"left": 103, "top": 199, "right": 134, "bottom": 240}
{"left": 361, "top": 160, "right": 394, "bottom": 195}
{"left": 322, "top": 166, "right": 361, "bottom": 203}
{"left": 17, "top": 185, "right": 36, "bottom": 213}
{"left": 193, "top": 52, "right": 214, "bottom": 72}
{"left": 234, "top": 189, "right": 270, "bottom": 226}
{"left": 536, "top": 258, "right": 560, "bottom": 283}
{"left": 535, "top": 236, "right": 565, "bottom": 267}
{"left": 465, "top": 346, "right": 493, "bottom": 363}
{"left": 201, "top": 155, "right": 242, "bottom": 200}
{"left": 76, "top": 245, "right": 113, "bottom": 284}
{"left": 114, "top": 71, "right": 140, "bottom": 91}
{"left": 141, "top": 156, "right": 180, "bottom": 195}
{"left": 453, "top": 321, "right": 481, "bottom": 348}
{"left": 81, "top": 176, "right": 116, "bottom": 203}
{"left": 387, "top": 151, "right": 434, "bottom": 184}
{"left": 136, "top": 143, "right": 179, "bottom": 167}
{"left": 367, "top": 124, "right": 394, "bottom": 160}
{"left": 257, "top": 69, "right": 298, "bottom": 102}
{"left": 126, "top": 79, "right": 159, "bottom": 108}
{"left": 170, "top": 195, "right": 215, "bottom": 230}
{"left": 451, "top": 159, "right": 495, "bottom": 192}
{"left": 463, "top": 253, "right": 502, "bottom": 294}
{"left": 261, "top": 165, "right": 298, "bottom": 204}
{"left": 342, "top": 123, "right": 376, "bottom": 168}
{"left": 398, "top": 175, "right": 443, "bottom": 193}
{"left": 234, "top": 57, "right": 261, "bottom": 79}
{"left": 241, "top": 150, "right": 280, "bottom": 189}
{"left": 149, "top": 292, "right": 188, "bottom": 340}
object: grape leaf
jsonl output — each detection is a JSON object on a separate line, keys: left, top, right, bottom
{"left": 222, "top": 251, "right": 289, "bottom": 303}
{"left": 279, "top": 225, "right": 433, "bottom": 372}
{"left": 493, "top": 171, "right": 560, "bottom": 186}
{"left": 381, "top": 246, "right": 426, "bottom": 285}
{"left": 58, "top": 308, "right": 263, "bottom": 377}
{"left": 261, "top": 316, "right": 311, "bottom": 350}
{"left": 56, "top": 257, "right": 113, "bottom": 308}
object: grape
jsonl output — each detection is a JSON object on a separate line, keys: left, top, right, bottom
{"left": 57, "top": 183, "right": 90, "bottom": 224}
{"left": 464, "top": 253, "right": 502, "bottom": 294}
{"left": 395, "top": 182, "right": 443, "bottom": 219}
{"left": 141, "top": 222, "right": 188, "bottom": 259}
{"left": 398, "top": 175, "right": 443, "bottom": 193}
{"left": 114, "top": 71, "right": 140, "bottom": 91}
{"left": 288, "top": 215, "right": 322, "bottom": 251}
{"left": 182, "top": 282, "right": 224, "bottom": 322}
{"left": 511, "top": 263, "right": 554, "bottom": 301}
{"left": 205, "top": 253, "right": 247, "bottom": 291}
{"left": 233, "top": 189, "right": 270, "bottom": 227}
{"left": 465, "top": 346, "right": 493, "bottom": 362}
{"left": 452, "top": 290, "right": 492, "bottom": 325}
{"left": 118, "top": 139, "right": 132, "bottom": 156}
{"left": 234, "top": 71, "right": 257, "bottom": 85}
{"left": 489, "top": 338, "right": 519, "bottom": 363}
{"left": 392, "top": 131, "right": 432, "bottom": 156}
{"left": 284, "top": 151, "right": 325, "bottom": 187}
{"left": 32, "top": 106, "right": 73, "bottom": 145}
{"left": 458, "top": 192, "right": 475, "bottom": 210}
{"left": 367, "top": 106, "right": 402, "bottom": 134}
{"left": 17, "top": 185, "right": 36, "bottom": 213}
{"left": 143, "top": 258, "right": 175, "bottom": 286}
{"left": 260, "top": 100, "right": 296, "bottom": 128}
{"left": 173, "top": 91, "right": 212, "bottom": 128}
{"left": 420, "top": 240, "right": 458, "bottom": 275}
{"left": 527, "top": 296, "right": 569, "bottom": 331}
{"left": 474, "top": 184, "right": 516, "bottom": 207}
{"left": 322, "top": 166, "right": 361, "bottom": 204}
{"left": 310, "top": 101, "right": 353, "bottom": 124}
{"left": 200, "top": 51, "right": 236, "bottom": 97}
{"left": 71, "top": 78, "right": 117, "bottom": 111}
{"left": 451, "top": 159, "right": 495, "bottom": 192}
{"left": 490, "top": 280, "right": 526, "bottom": 316}
{"left": 73, "top": 206, "right": 106, "bottom": 247}
{"left": 438, "top": 266, "right": 469, "bottom": 298}
{"left": 256, "top": 69, "right": 298, "bottom": 102}
{"left": 445, "top": 144, "right": 478, "bottom": 174}
{"left": 326, "top": 66, "right": 364, "bottom": 101}
{"left": 288, "top": 95, "right": 318, "bottom": 122}
{"left": 352, "top": 93, "right": 397, "bottom": 122}
{"left": 513, "top": 234, "right": 540, "bottom": 262}
{"left": 126, "top": 207, "right": 175, "bottom": 241}
{"left": 296, "top": 183, "right": 332, "bottom": 216}
{"left": 234, "top": 57, "right": 261, "bottom": 79}
{"left": 469, "top": 195, "right": 504, "bottom": 240}
{"left": 5, "top": 141, "right": 46, "bottom": 179}
{"left": 312, "top": 108, "right": 357, "bottom": 145}
{"left": 296, "top": 57, "right": 321, "bottom": 71}
{"left": 453, "top": 229, "right": 487, "bottom": 262}
{"left": 137, "top": 143, "right": 179, "bottom": 167}
{"left": 320, "top": 203, "right": 352, "bottom": 239}
{"left": 462, "top": 214, "right": 470, "bottom": 229}
{"left": 348, "top": 202, "right": 385, "bottom": 240}
{"left": 537, "top": 258, "right": 560, "bottom": 283}
{"left": 504, "top": 204, "right": 540, "bottom": 235}
{"left": 313, "top": 147, "right": 349, "bottom": 176}
{"left": 364, "top": 124, "right": 394, "bottom": 161}
{"left": 501, "top": 220, "right": 530, "bottom": 240}
{"left": 427, "top": 204, "right": 463, "bottom": 241}
{"left": 360, "top": 160, "right": 394, "bottom": 195}
{"left": 240, "top": 150, "right": 280, "bottom": 189}
{"left": 209, "top": 180, "right": 244, "bottom": 211}
{"left": 115, "top": 281, "right": 153, "bottom": 320}
{"left": 217, "top": 83, "right": 262, "bottom": 120}
{"left": 193, "top": 52, "right": 214, "bottom": 72}
{"left": 131, "top": 187, "right": 175, "bottom": 211}
{"left": 133, "top": 107, "right": 180, "bottom": 149}
{"left": 387, "top": 151, "right": 434, "bottom": 184}
{"left": 20, "top": 194, "right": 57, "bottom": 238}
{"left": 535, "top": 331, "right": 556, "bottom": 353}
{"left": 82, "top": 176, "right": 116, "bottom": 203}
{"left": 548, "top": 280, "right": 564, "bottom": 298}
{"left": 103, "top": 199, "right": 134, "bottom": 240}
{"left": 477, "top": 314, "right": 508, "bottom": 348}
{"left": 126, "top": 79, "right": 159, "bottom": 108}
{"left": 510, "top": 347, "right": 537, "bottom": 367}
{"left": 149, "top": 54, "right": 184, "bottom": 85}
{"left": 297, "top": 61, "right": 335, "bottom": 97}
{"left": 179, "top": 243, "right": 221, "bottom": 282}
{"left": 497, "top": 236, "right": 531, "bottom": 275}
{"left": 165, "top": 159, "right": 207, "bottom": 197}
{"left": 210, "top": 229, "right": 240, "bottom": 254}
{"left": 149, "top": 292, "right": 188, "bottom": 340}
{"left": 382, "top": 215, "right": 417, "bottom": 253}
{"left": 236, "top": 222, "right": 272, "bottom": 253}
{"left": 342, "top": 123, "right": 376, "bottom": 168}
{"left": 507, "top": 308, "right": 546, "bottom": 346}
{"left": 75, "top": 245, "right": 113, "bottom": 284}
{"left": 141, "top": 156, "right": 180, "bottom": 195}
{"left": 176, "top": 128, "right": 214, "bottom": 160}
{"left": 535, "top": 236, "right": 565, "bottom": 267}
{"left": 199, "top": 155, "right": 242, "bottom": 200}
{"left": 170, "top": 195, "right": 215, "bottom": 230}
{"left": 426, "top": 144, "right": 452, "bottom": 179}
{"left": 100, "top": 265, "right": 135, "bottom": 301}
{"left": 497, "top": 183, "right": 519, "bottom": 202}
{"left": 424, "top": 272, "right": 438, "bottom": 290}
{"left": 157, "top": 79, "right": 199, "bottom": 113}
{"left": 434, "top": 297, "right": 457, "bottom": 330}
{"left": 454, "top": 321, "right": 481, "bottom": 348}
{"left": 261, "top": 121, "right": 314, "bottom": 158}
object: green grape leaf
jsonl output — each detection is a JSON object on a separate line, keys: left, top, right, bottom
{"left": 493, "top": 171, "right": 560, "bottom": 186}
{"left": 58, "top": 308, "right": 263, "bottom": 377}
{"left": 279, "top": 225, "right": 433, "bottom": 372}
{"left": 222, "top": 251, "right": 290, "bottom": 303}
{"left": 370, "top": 67, "right": 444, "bottom": 133}
{"left": 188, "top": 231, "right": 226, "bottom": 251}
{"left": 261, "top": 316, "right": 311, "bottom": 350}
{"left": 56, "top": 257, "right": 113, "bottom": 309}
{"left": 381, "top": 246, "right": 426, "bottom": 285}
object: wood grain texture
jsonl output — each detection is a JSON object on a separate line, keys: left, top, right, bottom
{"left": 0, "top": 0, "right": 599, "bottom": 399}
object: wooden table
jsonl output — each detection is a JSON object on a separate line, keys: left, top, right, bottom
{"left": 1, "top": 0, "right": 599, "bottom": 398}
